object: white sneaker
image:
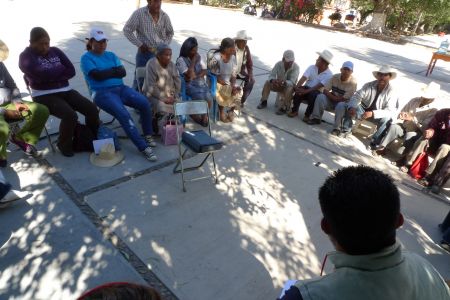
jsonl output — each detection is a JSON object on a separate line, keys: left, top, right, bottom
{"left": 145, "top": 135, "right": 157, "bottom": 147}
{"left": 142, "top": 147, "right": 157, "bottom": 162}
{"left": 0, "top": 189, "right": 29, "bottom": 208}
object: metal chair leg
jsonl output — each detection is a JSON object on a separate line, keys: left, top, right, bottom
{"left": 44, "top": 126, "right": 56, "bottom": 153}
{"left": 211, "top": 152, "right": 219, "bottom": 184}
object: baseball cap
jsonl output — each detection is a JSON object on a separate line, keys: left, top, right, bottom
{"left": 283, "top": 50, "right": 295, "bottom": 62}
{"left": 342, "top": 61, "right": 354, "bottom": 71}
{"left": 89, "top": 28, "right": 108, "bottom": 41}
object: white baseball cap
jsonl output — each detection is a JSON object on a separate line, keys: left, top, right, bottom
{"left": 89, "top": 28, "right": 108, "bottom": 41}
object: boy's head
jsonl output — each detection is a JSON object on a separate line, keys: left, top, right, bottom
{"left": 319, "top": 166, "right": 403, "bottom": 255}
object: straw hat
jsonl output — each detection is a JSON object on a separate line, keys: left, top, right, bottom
{"left": 316, "top": 49, "right": 333, "bottom": 64}
{"left": 234, "top": 30, "right": 252, "bottom": 41}
{"left": 0, "top": 40, "right": 9, "bottom": 62}
{"left": 89, "top": 143, "right": 124, "bottom": 167}
{"left": 372, "top": 65, "right": 397, "bottom": 80}
{"left": 421, "top": 81, "right": 440, "bottom": 99}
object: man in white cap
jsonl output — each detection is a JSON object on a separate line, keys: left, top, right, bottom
{"left": 288, "top": 50, "right": 333, "bottom": 120}
{"left": 307, "top": 61, "right": 357, "bottom": 125}
{"left": 257, "top": 50, "right": 299, "bottom": 112}
{"left": 371, "top": 81, "right": 441, "bottom": 157}
{"left": 333, "top": 65, "right": 399, "bottom": 138}
{"left": 234, "top": 30, "right": 254, "bottom": 107}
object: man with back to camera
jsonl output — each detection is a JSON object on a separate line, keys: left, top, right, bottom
{"left": 278, "top": 165, "right": 450, "bottom": 300}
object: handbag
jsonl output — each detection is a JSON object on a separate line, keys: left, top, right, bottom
{"left": 409, "top": 151, "right": 429, "bottom": 179}
{"left": 161, "top": 116, "right": 183, "bottom": 146}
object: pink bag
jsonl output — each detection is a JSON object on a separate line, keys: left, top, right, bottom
{"left": 161, "top": 120, "right": 183, "bottom": 146}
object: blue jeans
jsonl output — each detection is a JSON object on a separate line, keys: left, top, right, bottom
{"left": 133, "top": 50, "right": 155, "bottom": 90}
{"left": 94, "top": 85, "right": 153, "bottom": 151}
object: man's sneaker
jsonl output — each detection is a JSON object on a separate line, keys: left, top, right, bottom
{"left": 142, "top": 147, "right": 157, "bottom": 162}
{"left": 145, "top": 135, "right": 157, "bottom": 147}
{"left": 10, "top": 135, "right": 37, "bottom": 156}
{"left": 341, "top": 131, "right": 352, "bottom": 138}
{"left": 257, "top": 101, "right": 267, "bottom": 109}
{"left": 306, "top": 118, "right": 321, "bottom": 125}
{"left": 287, "top": 111, "right": 298, "bottom": 118}
{"left": 0, "top": 189, "right": 29, "bottom": 208}
{"left": 330, "top": 129, "right": 341, "bottom": 136}
{"left": 276, "top": 108, "right": 286, "bottom": 115}
{"left": 302, "top": 115, "right": 310, "bottom": 122}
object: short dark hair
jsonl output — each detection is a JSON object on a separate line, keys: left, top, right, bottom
{"left": 319, "top": 166, "right": 400, "bottom": 255}
{"left": 219, "top": 37, "right": 234, "bottom": 53}
{"left": 78, "top": 282, "right": 161, "bottom": 300}
{"left": 30, "top": 27, "right": 49, "bottom": 43}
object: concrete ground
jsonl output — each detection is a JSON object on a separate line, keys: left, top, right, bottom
{"left": 0, "top": 1, "right": 449, "bottom": 299}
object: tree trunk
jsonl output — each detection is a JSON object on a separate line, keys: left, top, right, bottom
{"left": 412, "top": 12, "right": 423, "bottom": 35}
{"left": 363, "top": 0, "right": 388, "bottom": 33}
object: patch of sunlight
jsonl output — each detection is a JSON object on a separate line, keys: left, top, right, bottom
{"left": 150, "top": 240, "right": 173, "bottom": 268}
{"left": 407, "top": 219, "right": 440, "bottom": 255}
{"left": 256, "top": 123, "right": 277, "bottom": 148}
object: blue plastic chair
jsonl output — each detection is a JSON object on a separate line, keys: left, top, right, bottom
{"left": 207, "top": 71, "right": 218, "bottom": 122}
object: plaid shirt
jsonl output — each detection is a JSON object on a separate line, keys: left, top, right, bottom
{"left": 123, "top": 6, "right": 174, "bottom": 48}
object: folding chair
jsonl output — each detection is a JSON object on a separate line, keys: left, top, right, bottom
{"left": 172, "top": 100, "right": 223, "bottom": 192}
{"left": 135, "top": 67, "right": 146, "bottom": 95}
{"left": 207, "top": 71, "right": 218, "bottom": 122}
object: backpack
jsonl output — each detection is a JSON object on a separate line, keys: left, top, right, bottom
{"left": 72, "top": 123, "right": 95, "bottom": 152}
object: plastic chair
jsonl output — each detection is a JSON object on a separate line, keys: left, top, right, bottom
{"left": 135, "top": 67, "right": 146, "bottom": 95}
{"left": 207, "top": 71, "right": 218, "bottom": 122}
{"left": 172, "top": 100, "right": 223, "bottom": 192}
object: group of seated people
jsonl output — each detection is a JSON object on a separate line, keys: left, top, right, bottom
{"left": 255, "top": 47, "right": 449, "bottom": 194}
{"left": 1, "top": 25, "right": 450, "bottom": 195}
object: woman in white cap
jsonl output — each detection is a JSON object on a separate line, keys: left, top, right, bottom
{"left": 19, "top": 27, "right": 100, "bottom": 157}
{"left": 209, "top": 38, "right": 242, "bottom": 123}
{"left": 234, "top": 30, "right": 254, "bottom": 108}
{"left": 80, "top": 28, "right": 157, "bottom": 162}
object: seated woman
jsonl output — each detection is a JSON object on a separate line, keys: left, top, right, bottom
{"left": 0, "top": 40, "right": 49, "bottom": 167}
{"left": 209, "top": 38, "right": 242, "bottom": 123}
{"left": 80, "top": 28, "right": 157, "bottom": 162}
{"left": 19, "top": 27, "right": 99, "bottom": 157}
{"left": 176, "top": 37, "right": 212, "bottom": 126}
{"left": 142, "top": 43, "right": 180, "bottom": 116}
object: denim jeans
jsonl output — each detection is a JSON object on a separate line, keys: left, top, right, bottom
{"left": 133, "top": 50, "right": 155, "bottom": 90}
{"left": 94, "top": 85, "right": 153, "bottom": 151}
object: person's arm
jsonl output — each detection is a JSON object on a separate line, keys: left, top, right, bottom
{"left": 341, "top": 79, "right": 357, "bottom": 102}
{"left": 172, "top": 64, "right": 181, "bottom": 96}
{"left": 162, "top": 13, "right": 174, "bottom": 44}
{"left": 268, "top": 62, "right": 279, "bottom": 81}
{"left": 0, "top": 63, "right": 20, "bottom": 100}
{"left": 89, "top": 66, "right": 126, "bottom": 81}
{"left": 286, "top": 64, "right": 300, "bottom": 87}
{"left": 245, "top": 45, "right": 253, "bottom": 79}
{"left": 55, "top": 48, "right": 76, "bottom": 80}
{"left": 123, "top": 10, "right": 143, "bottom": 48}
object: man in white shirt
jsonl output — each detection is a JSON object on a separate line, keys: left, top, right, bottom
{"left": 287, "top": 50, "right": 333, "bottom": 120}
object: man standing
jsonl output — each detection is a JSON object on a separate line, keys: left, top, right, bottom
{"left": 370, "top": 81, "right": 441, "bottom": 157}
{"left": 234, "top": 30, "right": 254, "bottom": 108}
{"left": 287, "top": 50, "right": 333, "bottom": 121}
{"left": 306, "top": 61, "right": 357, "bottom": 125}
{"left": 257, "top": 50, "right": 299, "bottom": 114}
{"left": 278, "top": 166, "right": 450, "bottom": 300}
{"left": 123, "top": 0, "right": 174, "bottom": 89}
{"left": 333, "top": 65, "right": 399, "bottom": 137}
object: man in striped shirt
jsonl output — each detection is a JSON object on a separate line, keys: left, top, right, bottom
{"left": 123, "top": 0, "right": 174, "bottom": 89}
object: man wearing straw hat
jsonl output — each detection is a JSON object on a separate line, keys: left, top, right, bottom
{"left": 234, "top": 30, "right": 254, "bottom": 108}
{"left": 288, "top": 50, "right": 333, "bottom": 120}
{"left": 333, "top": 65, "right": 399, "bottom": 138}
{"left": 370, "top": 81, "right": 441, "bottom": 157}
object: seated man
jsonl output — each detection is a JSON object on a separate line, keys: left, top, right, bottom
{"left": 401, "top": 108, "right": 450, "bottom": 187}
{"left": 333, "top": 65, "right": 399, "bottom": 137}
{"left": 287, "top": 49, "right": 333, "bottom": 121}
{"left": 257, "top": 50, "right": 299, "bottom": 114}
{"left": 234, "top": 30, "right": 255, "bottom": 108}
{"left": 370, "top": 81, "right": 440, "bottom": 156}
{"left": 306, "top": 61, "right": 357, "bottom": 125}
{"left": 279, "top": 166, "right": 450, "bottom": 300}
